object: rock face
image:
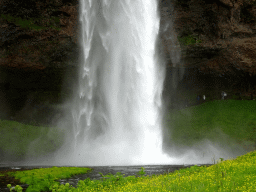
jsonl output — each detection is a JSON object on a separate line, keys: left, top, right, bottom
{"left": 160, "top": 0, "right": 256, "bottom": 107}
{"left": 0, "top": 0, "right": 256, "bottom": 121}
{"left": 0, "top": 0, "right": 79, "bottom": 69}
{"left": 173, "top": 0, "right": 256, "bottom": 76}
{"left": 0, "top": 0, "right": 79, "bottom": 123}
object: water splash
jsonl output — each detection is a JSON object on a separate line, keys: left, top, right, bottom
{"left": 62, "top": 0, "right": 172, "bottom": 166}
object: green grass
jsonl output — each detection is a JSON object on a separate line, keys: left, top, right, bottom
{"left": 107, "top": 150, "right": 256, "bottom": 191}
{"left": 8, "top": 150, "right": 255, "bottom": 191}
{"left": 165, "top": 100, "right": 256, "bottom": 148}
{"left": 0, "top": 120, "right": 64, "bottom": 160}
{"left": 6, "top": 167, "right": 91, "bottom": 192}
{"left": 3, "top": 99, "right": 256, "bottom": 191}
{"left": 1, "top": 100, "right": 255, "bottom": 160}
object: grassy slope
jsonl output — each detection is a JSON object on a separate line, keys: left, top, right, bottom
{"left": 36, "top": 150, "right": 256, "bottom": 191}
{"left": 0, "top": 120, "right": 64, "bottom": 160}
{"left": 111, "top": 150, "right": 256, "bottom": 191}
{"left": 2, "top": 100, "right": 256, "bottom": 191}
{"left": 1, "top": 99, "right": 255, "bottom": 160}
{"left": 165, "top": 100, "right": 256, "bottom": 149}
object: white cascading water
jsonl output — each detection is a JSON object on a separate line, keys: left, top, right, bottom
{"left": 66, "top": 0, "right": 172, "bottom": 165}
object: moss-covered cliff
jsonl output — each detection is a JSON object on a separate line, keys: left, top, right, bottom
{"left": 0, "top": 0, "right": 79, "bottom": 69}
{"left": 0, "top": 0, "right": 256, "bottom": 122}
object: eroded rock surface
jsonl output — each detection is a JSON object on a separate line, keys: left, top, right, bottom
{"left": 160, "top": 0, "right": 256, "bottom": 107}
{"left": 0, "top": 0, "right": 256, "bottom": 120}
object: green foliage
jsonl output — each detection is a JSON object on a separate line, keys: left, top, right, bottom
{"left": 5, "top": 151, "right": 256, "bottom": 191}
{"left": 8, "top": 167, "right": 91, "bottom": 192}
{"left": 0, "top": 14, "right": 45, "bottom": 30}
{"left": 178, "top": 35, "right": 202, "bottom": 46}
{"left": 49, "top": 168, "right": 146, "bottom": 192}
{"left": 7, "top": 184, "right": 23, "bottom": 192}
{"left": 52, "top": 16, "right": 60, "bottom": 24}
{"left": 12, "top": 151, "right": 256, "bottom": 191}
{"left": 137, "top": 167, "right": 146, "bottom": 176}
{"left": 0, "top": 14, "right": 61, "bottom": 31}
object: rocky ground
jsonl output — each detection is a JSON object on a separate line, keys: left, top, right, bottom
{"left": 0, "top": 168, "right": 30, "bottom": 191}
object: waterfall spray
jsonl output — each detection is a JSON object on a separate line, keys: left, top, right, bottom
{"left": 63, "top": 0, "right": 172, "bottom": 165}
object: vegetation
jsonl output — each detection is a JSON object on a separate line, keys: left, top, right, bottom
{"left": 1, "top": 99, "right": 255, "bottom": 161}
{"left": 1, "top": 100, "right": 256, "bottom": 191}
{"left": 0, "top": 14, "right": 61, "bottom": 31}
{"left": 165, "top": 100, "right": 256, "bottom": 148}
{"left": 178, "top": 35, "right": 202, "bottom": 46}
{"left": 5, "top": 151, "right": 256, "bottom": 191}
{"left": 6, "top": 167, "right": 91, "bottom": 192}
{"left": 0, "top": 120, "right": 64, "bottom": 160}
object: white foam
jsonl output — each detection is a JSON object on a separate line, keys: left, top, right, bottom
{"left": 63, "top": 0, "right": 170, "bottom": 165}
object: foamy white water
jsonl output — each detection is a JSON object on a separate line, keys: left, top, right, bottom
{"left": 57, "top": 0, "right": 173, "bottom": 165}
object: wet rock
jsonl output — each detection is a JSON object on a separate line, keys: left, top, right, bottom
{"left": 0, "top": 0, "right": 256, "bottom": 121}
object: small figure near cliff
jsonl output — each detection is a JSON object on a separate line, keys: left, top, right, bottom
{"left": 221, "top": 91, "right": 227, "bottom": 100}
{"left": 196, "top": 95, "right": 206, "bottom": 104}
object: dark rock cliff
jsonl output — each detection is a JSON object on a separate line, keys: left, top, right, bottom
{"left": 0, "top": 0, "right": 255, "bottom": 123}
{"left": 0, "top": 0, "right": 79, "bottom": 123}
{"left": 160, "top": 0, "right": 256, "bottom": 108}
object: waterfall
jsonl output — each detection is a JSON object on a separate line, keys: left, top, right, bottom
{"left": 66, "top": 0, "right": 170, "bottom": 165}
{"left": 21, "top": 0, "right": 248, "bottom": 167}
